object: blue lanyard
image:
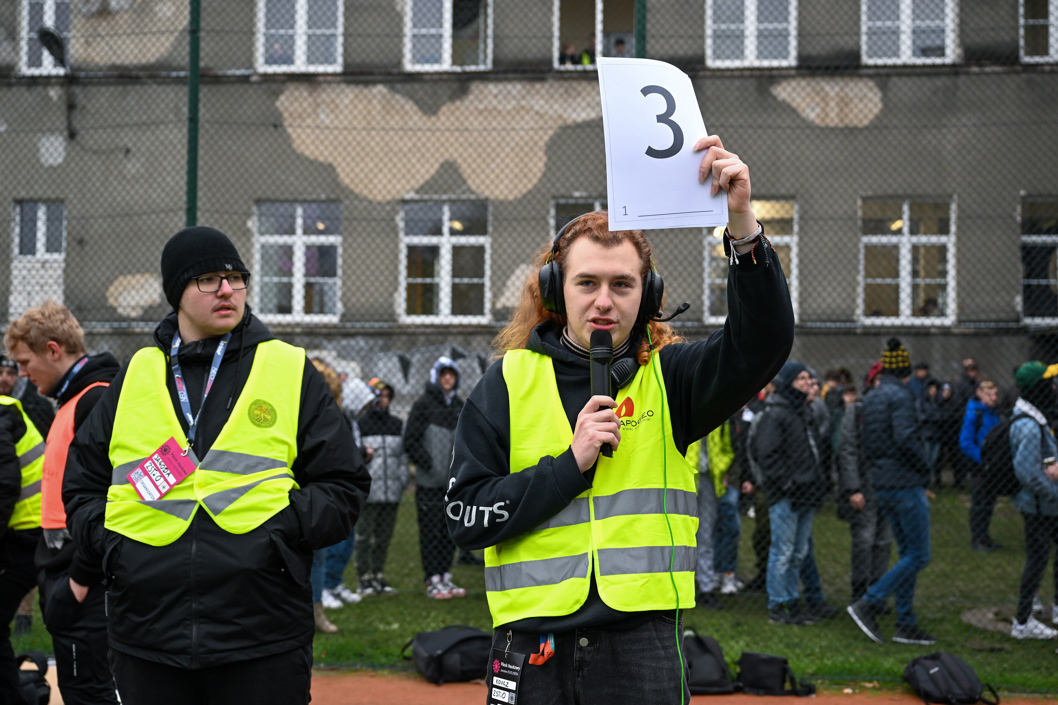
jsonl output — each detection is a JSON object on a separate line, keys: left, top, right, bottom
{"left": 170, "top": 331, "right": 231, "bottom": 452}
{"left": 56, "top": 356, "right": 88, "bottom": 399}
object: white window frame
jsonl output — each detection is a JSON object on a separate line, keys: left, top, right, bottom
{"left": 553, "top": 0, "right": 604, "bottom": 70}
{"left": 551, "top": 197, "right": 606, "bottom": 235}
{"left": 13, "top": 200, "right": 65, "bottom": 260}
{"left": 404, "top": 0, "right": 493, "bottom": 72}
{"left": 702, "top": 200, "right": 798, "bottom": 325}
{"left": 1021, "top": 0, "right": 1058, "bottom": 63}
{"left": 857, "top": 197, "right": 956, "bottom": 326}
{"left": 398, "top": 199, "right": 491, "bottom": 324}
{"left": 861, "top": 0, "right": 959, "bottom": 65}
{"left": 1019, "top": 197, "right": 1058, "bottom": 323}
{"left": 705, "top": 0, "right": 798, "bottom": 68}
{"left": 20, "top": 0, "right": 69, "bottom": 76}
{"left": 253, "top": 202, "right": 343, "bottom": 324}
{"left": 256, "top": 0, "right": 344, "bottom": 74}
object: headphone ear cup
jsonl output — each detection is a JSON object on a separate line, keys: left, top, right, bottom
{"left": 539, "top": 259, "right": 564, "bottom": 315}
{"left": 636, "top": 269, "right": 665, "bottom": 328}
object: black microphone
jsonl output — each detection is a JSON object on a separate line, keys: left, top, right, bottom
{"left": 654, "top": 302, "right": 691, "bottom": 322}
{"left": 590, "top": 330, "right": 614, "bottom": 458}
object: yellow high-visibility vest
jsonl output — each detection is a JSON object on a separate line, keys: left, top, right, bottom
{"left": 0, "top": 396, "right": 45, "bottom": 530}
{"left": 105, "top": 340, "right": 304, "bottom": 546}
{"left": 484, "top": 350, "right": 698, "bottom": 627}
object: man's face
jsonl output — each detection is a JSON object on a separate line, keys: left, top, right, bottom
{"left": 8, "top": 341, "right": 65, "bottom": 393}
{"left": 378, "top": 389, "right": 392, "bottom": 410}
{"left": 978, "top": 386, "right": 998, "bottom": 408}
{"left": 178, "top": 271, "right": 246, "bottom": 341}
{"left": 438, "top": 370, "right": 457, "bottom": 393}
{"left": 916, "top": 368, "right": 928, "bottom": 379}
{"left": 0, "top": 366, "right": 18, "bottom": 396}
{"left": 791, "top": 370, "right": 813, "bottom": 395}
{"left": 562, "top": 237, "right": 643, "bottom": 350}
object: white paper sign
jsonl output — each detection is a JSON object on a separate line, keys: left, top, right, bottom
{"left": 597, "top": 57, "right": 728, "bottom": 231}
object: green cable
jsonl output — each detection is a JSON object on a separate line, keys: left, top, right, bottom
{"left": 647, "top": 325, "right": 685, "bottom": 703}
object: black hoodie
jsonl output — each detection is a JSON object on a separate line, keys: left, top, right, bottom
{"left": 446, "top": 243, "right": 794, "bottom": 631}
{"left": 63, "top": 308, "right": 371, "bottom": 667}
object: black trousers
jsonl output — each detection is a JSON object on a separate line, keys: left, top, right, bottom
{"left": 39, "top": 564, "right": 118, "bottom": 705}
{"left": 109, "top": 644, "right": 313, "bottom": 705}
{"left": 969, "top": 470, "right": 1002, "bottom": 543}
{"left": 416, "top": 486, "right": 455, "bottom": 580}
{"left": 751, "top": 490, "right": 771, "bottom": 579}
{"left": 355, "top": 502, "right": 400, "bottom": 577}
{"left": 0, "top": 529, "right": 39, "bottom": 705}
{"left": 1016, "top": 512, "right": 1058, "bottom": 623}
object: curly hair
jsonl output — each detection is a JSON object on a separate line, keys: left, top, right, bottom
{"left": 493, "top": 212, "right": 681, "bottom": 365}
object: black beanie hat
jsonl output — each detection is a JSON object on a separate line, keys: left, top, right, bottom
{"left": 881, "top": 337, "right": 912, "bottom": 378}
{"left": 161, "top": 226, "right": 247, "bottom": 311}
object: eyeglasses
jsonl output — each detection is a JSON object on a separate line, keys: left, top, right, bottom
{"left": 193, "top": 272, "right": 250, "bottom": 293}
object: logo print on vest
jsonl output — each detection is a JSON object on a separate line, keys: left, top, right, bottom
{"left": 248, "top": 399, "right": 277, "bottom": 428}
{"left": 615, "top": 397, "right": 634, "bottom": 419}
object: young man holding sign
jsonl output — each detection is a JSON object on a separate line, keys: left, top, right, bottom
{"left": 446, "top": 136, "right": 794, "bottom": 704}
{"left": 62, "top": 227, "right": 371, "bottom": 704}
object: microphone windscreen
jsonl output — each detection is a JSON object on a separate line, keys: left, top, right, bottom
{"left": 590, "top": 330, "right": 613, "bottom": 358}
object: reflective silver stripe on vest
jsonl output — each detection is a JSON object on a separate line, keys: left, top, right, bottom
{"left": 200, "top": 449, "right": 288, "bottom": 476}
{"left": 18, "top": 480, "right": 41, "bottom": 501}
{"left": 19, "top": 442, "right": 45, "bottom": 469}
{"left": 137, "top": 499, "right": 197, "bottom": 521}
{"left": 592, "top": 488, "right": 697, "bottom": 521}
{"left": 485, "top": 552, "right": 590, "bottom": 593}
{"left": 533, "top": 497, "right": 589, "bottom": 532}
{"left": 201, "top": 471, "right": 291, "bottom": 516}
{"left": 111, "top": 449, "right": 200, "bottom": 486}
{"left": 596, "top": 545, "right": 696, "bottom": 576}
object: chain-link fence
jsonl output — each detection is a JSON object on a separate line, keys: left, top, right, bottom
{"left": 4, "top": 0, "right": 1058, "bottom": 692}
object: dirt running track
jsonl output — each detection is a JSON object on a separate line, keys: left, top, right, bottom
{"left": 309, "top": 670, "right": 1058, "bottom": 705}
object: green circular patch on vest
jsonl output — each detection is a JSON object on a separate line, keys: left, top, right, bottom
{"left": 248, "top": 399, "right": 277, "bottom": 428}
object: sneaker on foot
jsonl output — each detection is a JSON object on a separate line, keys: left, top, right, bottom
{"left": 441, "top": 572, "right": 467, "bottom": 598}
{"left": 1011, "top": 615, "right": 1058, "bottom": 640}
{"left": 1032, "top": 594, "right": 1043, "bottom": 615}
{"left": 720, "top": 572, "right": 742, "bottom": 595}
{"left": 313, "top": 603, "right": 339, "bottom": 633}
{"left": 373, "top": 574, "right": 398, "bottom": 595}
{"left": 332, "top": 583, "right": 362, "bottom": 604}
{"left": 358, "top": 574, "right": 378, "bottom": 597}
{"left": 847, "top": 599, "right": 884, "bottom": 643}
{"left": 803, "top": 602, "right": 840, "bottom": 621}
{"left": 320, "top": 588, "right": 343, "bottom": 610}
{"left": 426, "top": 574, "right": 452, "bottom": 600}
{"left": 769, "top": 601, "right": 811, "bottom": 625}
{"left": 893, "top": 624, "right": 937, "bottom": 645}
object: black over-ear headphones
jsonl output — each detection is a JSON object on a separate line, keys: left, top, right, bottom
{"left": 538, "top": 212, "right": 665, "bottom": 329}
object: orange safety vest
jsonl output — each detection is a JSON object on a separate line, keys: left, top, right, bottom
{"left": 41, "top": 381, "right": 109, "bottom": 529}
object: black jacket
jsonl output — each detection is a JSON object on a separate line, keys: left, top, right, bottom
{"left": 63, "top": 309, "right": 371, "bottom": 668}
{"left": 861, "top": 374, "right": 931, "bottom": 489}
{"left": 0, "top": 403, "right": 27, "bottom": 538}
{"left": 446, "top": 241, "right": 794, "bottom": 631}
{"left": 18, "top": 381, "right": 55, "bottom": 439}
{"left": 36, "top": 353, "right": 120, "bottom": 587}
{"left": 404, "top": 383, "right": 464, "bottom": 489}
{"left": 753, "top": 391, "right": 829, "bottom": 509}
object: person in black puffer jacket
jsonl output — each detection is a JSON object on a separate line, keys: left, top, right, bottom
{"left": 753, "top": 361, "right": 829, "bottom": 625}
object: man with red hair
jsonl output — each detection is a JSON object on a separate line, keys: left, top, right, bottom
{"left": 446, "top": 136, "right": 794, "bottom": 704}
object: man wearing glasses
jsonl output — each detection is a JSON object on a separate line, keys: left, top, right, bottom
{"left": 64, "top": 226, "right": 371, "bottom": 704}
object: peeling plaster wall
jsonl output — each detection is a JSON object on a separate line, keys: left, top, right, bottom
{"left": 771, "top": 78, "right": 882, "bottom": 128}
{"left": 71, "top": 0, "right": 187, "bottom": 68}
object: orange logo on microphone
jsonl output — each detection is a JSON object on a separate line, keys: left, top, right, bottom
{"left": 616, "top": 397, "right": 634, "bottom": 418}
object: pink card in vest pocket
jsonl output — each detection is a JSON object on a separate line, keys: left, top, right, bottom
{"left": 126, "top": 437, "right": 197, "bottom": 501}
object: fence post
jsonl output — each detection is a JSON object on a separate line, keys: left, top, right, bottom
{"left": 185, "top": 0, "right": 201, "bottom": 227}
{"left": 634, "top": 0, "right": 647, "bottom": 58}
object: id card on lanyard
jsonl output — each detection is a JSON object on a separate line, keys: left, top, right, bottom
{"left": 126, "top": 331, "right": 231, "bottom": 502}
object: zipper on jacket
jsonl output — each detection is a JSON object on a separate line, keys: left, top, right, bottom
{"left": 190, "top": 514, "right": 199, "bottom": 668}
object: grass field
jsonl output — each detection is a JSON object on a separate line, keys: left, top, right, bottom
{"left": 13, "top": 487, "right": 1058, "bottom": 693}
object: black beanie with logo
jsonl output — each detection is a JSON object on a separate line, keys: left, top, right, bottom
{"left": 161, "top": 226, "right": 247, "bottom": 311}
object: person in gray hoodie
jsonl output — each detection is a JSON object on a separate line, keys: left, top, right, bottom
{"left": 405, "top": 356, "right": 466, "bottom": 599}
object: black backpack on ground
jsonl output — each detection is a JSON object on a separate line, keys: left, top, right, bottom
{"left": 16, "top": 651, "right": 50, "bottom": 705}
{"left": 683, "top": 631, "right": 739, "bottom": 694}
{"left": 979, "top": 415, "right": 1041, "bottom": 497}
{"left": 401, "top": 625, "right": 492, "bottom": 685}
{"left": 904, "top": 652, "right": 999, "bottom": 705}
{"left": 737, "top": 652, "right": 815, "bottom": 696}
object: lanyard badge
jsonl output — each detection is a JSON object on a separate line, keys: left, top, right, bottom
{"left": 170, "top": 331, "right": 231, "bottom": 455}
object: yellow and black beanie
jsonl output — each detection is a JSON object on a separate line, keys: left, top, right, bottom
{"left": 881, "top": 337, "right": 912, "bottom": 377}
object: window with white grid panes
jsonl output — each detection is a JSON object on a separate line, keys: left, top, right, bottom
{"left": 400, "top": 200, "right": 490, "bottom": 323}
{"left": 861, "top": 0, "right": 957, "bottom": 65}
{"left": 405, "top": 0, "right": 492, "bottom": 71}
{"left": 555, "top": 0, "right": 636, "bottom": 70}
{"left": 254, "top": 202, "right": 342, "bottom": 322}
{"left": 859, "top": 198, "right": 955, "bottom": 324}
{"left": 10, "top": 201, "right": 65, "bottom": 318}
{"left": 21, "top": 0, "right": 70, "bottom": 75}
{"left": 704, "top": 200, "right": 797, "bottom": 324}
{"left": 257, "top": 0, "right": 343, "bottom": 73}
{"left": 1022, "top": 0, "right": 1058, "bottom": 62}
{"left": 707, "top": 0, "right": 797, "bottom": 68}
{"left": 1020, "top": 197, "right": 1058, "bottom": 321}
